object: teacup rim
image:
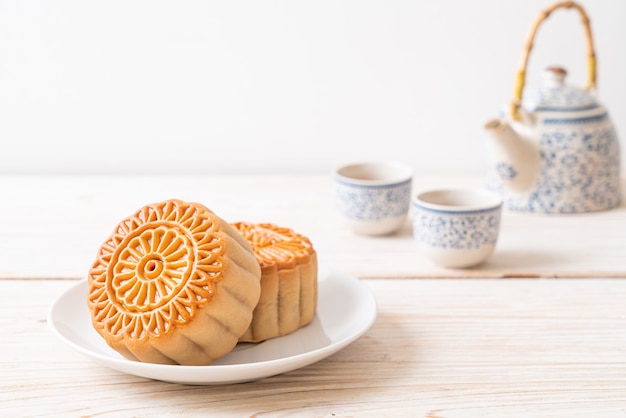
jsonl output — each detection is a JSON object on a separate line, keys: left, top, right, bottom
{"left": 413, "top": 188, "right": 503, "bottom": 213}
{"left": 333, "top": 161, "right": 413, "bottom": 186}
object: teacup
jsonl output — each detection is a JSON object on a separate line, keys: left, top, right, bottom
{"left": 333, "top": 161, "right": 413, "bottom": 235}
{"left": 412, "top": 189, "right": 503, "bottom": 268}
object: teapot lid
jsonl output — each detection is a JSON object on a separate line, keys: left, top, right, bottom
{"left": 521, "top": 67, "right": 599, "bottom": 112}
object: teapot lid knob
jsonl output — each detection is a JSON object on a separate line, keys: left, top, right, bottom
{"left": 543, "top": 67, "right": 567, "bottom": 87}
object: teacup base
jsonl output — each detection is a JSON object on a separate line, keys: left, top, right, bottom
{"left": 344, "top": 216, "right": 406, "bottom": 236}
{"left": 418, "top": 243, "right": 496, "bottom": 269}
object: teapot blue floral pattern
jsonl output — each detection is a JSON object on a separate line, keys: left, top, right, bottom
{"left": 485, "top": 68, "right": 621, "bottom": 214}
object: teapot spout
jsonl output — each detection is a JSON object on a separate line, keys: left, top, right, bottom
{"left": 484, "top": 118, "right": 540, "bottom": 194}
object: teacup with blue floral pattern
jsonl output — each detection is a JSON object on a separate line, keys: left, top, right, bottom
{"left": 333, "top": 161, "right": 413, "bottom": 236}
{"left": 412, "top": 189, "right": 503, "bottom": 268}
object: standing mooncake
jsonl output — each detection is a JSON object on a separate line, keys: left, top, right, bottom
{"left": 87, "top": 199, "right": 261, "bottom": 365}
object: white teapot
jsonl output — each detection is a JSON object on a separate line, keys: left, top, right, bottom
{"left": 484, "top": 1, "right": 621, "bottom": 214}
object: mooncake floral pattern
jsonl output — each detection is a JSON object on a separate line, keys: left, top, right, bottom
{"left": 413, "top": 206, "right": 501, "bottom": 250}
{"left": 88, "top": 200, "right": 224, "bottom": 340}
{"left": 231, "top": 222, "right": 315, "bottom": 269}
{"left": 334, "top": 179, "right": 412, "bottom": 221}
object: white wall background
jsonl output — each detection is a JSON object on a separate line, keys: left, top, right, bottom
{"left": 1, "top": 0, "right": 625, "bottom": 175}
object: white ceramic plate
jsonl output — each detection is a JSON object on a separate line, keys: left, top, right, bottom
{"left": 48, "top": 268, "right": 377, "bottom": 385}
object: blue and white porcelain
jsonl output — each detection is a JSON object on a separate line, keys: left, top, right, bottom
{"left": 333, "top": 161, "right": 413, "bottom": 235}
{"left": 412, "top": 189, "right": 503, "bottom": 268}
{"left": 484, "top": 67, "right": 621, "bottom": 214}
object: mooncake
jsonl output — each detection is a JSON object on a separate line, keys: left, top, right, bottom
{"left": 87, "top": 199, "right": 261, "bottom": 365}
{"left": 232, "top": 222, "right": 318, "bottom": 343}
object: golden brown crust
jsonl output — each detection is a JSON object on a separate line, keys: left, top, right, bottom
{"left": 232, "top": 222, "right": 318, "bottom": 343}
{"left": 87, "top": 199, "right": 261, "bottom": 365}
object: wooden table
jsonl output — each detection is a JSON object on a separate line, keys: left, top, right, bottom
{"left": 2, "top": 174, "right": 626, "bottom": 417}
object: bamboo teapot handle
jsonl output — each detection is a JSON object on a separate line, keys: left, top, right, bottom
{"left": 510, "top": 1, "right": 596, "bottom": 121}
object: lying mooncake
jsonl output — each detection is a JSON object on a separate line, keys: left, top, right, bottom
{"left": 231, "top": 222, "right": 318, "bottom": 343}
{"left": 87, "top": 199, "right": 261, "bottom": 365}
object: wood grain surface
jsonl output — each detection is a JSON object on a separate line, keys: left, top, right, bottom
{"left": 1, "top": 174, "right": 625, "bottom": 279}
{"left": 1, "top": 174, "right": 625, "bottom": 417}
{"left": 2, "top": 278, "right": 626, "bottom": 417}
